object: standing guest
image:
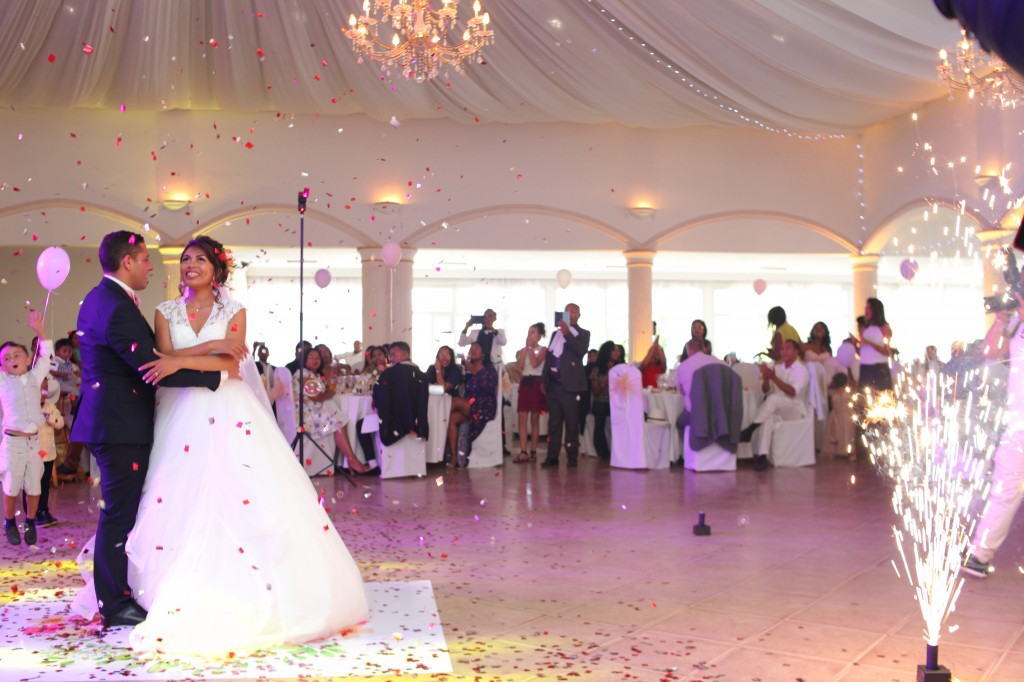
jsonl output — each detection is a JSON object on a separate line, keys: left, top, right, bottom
{"left": 681, "top": 319, "right": 712, "bottom": 362}
{"left": 459, "top": 308, "right": 506, "bottom": 366}
{"left": 541, "top": 304, "right": 591, "bottom": 468}
{"left": 0, "top": 312, "right": 54, "bottom": 545}
{"left": 639, "top": 337, "right": 667, "bottom": 388}
{"left": 292, "top": 347, "right": 369, "bottom": 474}
{"left": 848, "top": 298, "right": 894, "bottom": 394}
{"left": 588, "top": 341, "right": 622, "bottom": 461}
{"left": 253, "top": 342, "right": 284, "bottom": 410}
{"left": 285, "top": 340, "right": 312, "bottom": 375}
{"left": 513, "top": 323, "right": 547, "bottom": 463}
{"left": 963, "top": 286, "right": 1024, "bottom": 578}
{"left": 426, "top": 345, "right": 463, "bottom": 395}
{"left": 447, "top": 343, "right": 498, "bottom": 467}
{"left": 740, "top": 339, "right": 809, "bottom": 471}
{"left": 30, "top": 378, "right": 63, "bottom": 527}
{"left": 924, "top": 345, "right": 944, "bottom": 373}
{"left": 579, "top": 347, "right": 598, "bottom": 442}
{"left": 766, "top": 306, "right": 801, "bottom": 361}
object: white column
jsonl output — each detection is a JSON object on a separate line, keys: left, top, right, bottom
{"left": 391, "top": 247, "right": 416, "bottom": 345}
{"left": 850, "top": 253, "right": 880, "bottom": 316}
{"left": 159, "top": 246, "right": 184, "bottom": 301}
{"left": 358, "top": 247, "right": 389, "bottom": 347}
{"left": 624, "top": 249, "right": 655, "bottom": 363}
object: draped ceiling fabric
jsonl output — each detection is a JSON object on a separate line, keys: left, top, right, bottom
{"left": 0, "top": 0, "right": 961, "bottom": 134}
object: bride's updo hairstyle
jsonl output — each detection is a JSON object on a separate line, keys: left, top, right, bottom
{"left": 181, "top": 235, "right": 233, "bottom": 291}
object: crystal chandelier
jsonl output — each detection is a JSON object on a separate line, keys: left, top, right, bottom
{"left": 345, "top": 0, "right": 493, "bottom": 83}
{"left": 937, "top": 30, "right": 1024, "bottom": 109}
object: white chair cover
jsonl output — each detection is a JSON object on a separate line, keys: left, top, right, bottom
{"left": 609, "top": 364, "right": 646, "bottom": 469}
{"left": 377, "top": 433, "right": 426, "bottom": 479}
{"left": 582, "top": 413, "right": 596, "bottom": 458}
{"left": 425, "top": 392, "right": 452, "bottom": 464}
{"left": 768, "top": 416, "right": 816, "bottom": 467}
{"left": 732, "top": 363, "right": 762, "bottom": 392}
{"left": 682, "top": 426, "right": 737, "bottom": 472}
{"left": 644, "top": 421, "right": 672, "bottom": 469}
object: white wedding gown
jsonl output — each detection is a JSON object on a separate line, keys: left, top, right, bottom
{"left": 76, "top": 297, "right": 368, "bottom": 655}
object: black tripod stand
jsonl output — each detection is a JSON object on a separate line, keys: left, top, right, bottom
{"left": 290, "top": 188, "right": 356, "bottom": 486}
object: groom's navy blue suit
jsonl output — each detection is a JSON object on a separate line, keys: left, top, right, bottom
{"left": 71, "top": 277, "right": 221, "bottom": 617}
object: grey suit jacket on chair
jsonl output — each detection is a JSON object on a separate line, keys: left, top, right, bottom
{"left": 543, "top": 325, "right": 591, "bottom": 392}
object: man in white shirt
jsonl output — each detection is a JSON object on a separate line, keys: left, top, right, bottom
{"left": 676, "top": 338, "right": 726, "bottom": 423}
{"left": 459, "top": 309, "right": 506, "bottom": 366}
{"left": 739, "top": 339, "right": 809, "bottom": 471}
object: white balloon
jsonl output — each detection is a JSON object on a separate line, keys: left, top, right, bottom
{"left": 556, "top": 268, "right": 572, "bottom": 289}
{"left": 836, "top": 341, "right": 857, "bottom": 368}
{"left": 36, "top": 246, "right": 71, "bottom": 291}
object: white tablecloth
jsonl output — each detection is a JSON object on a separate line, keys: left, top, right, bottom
{"left": 426, "top": 393, "right": 452, "bottom": 463}
{"left": 334, "top": 392, "right": 452, "bottom": 465}
{"left": 332, "top": 394, "right": 374, "bottom": 463}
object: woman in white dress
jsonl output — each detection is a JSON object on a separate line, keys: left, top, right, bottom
{"left": 87, "top": 236, "right": 368, "bottom": 655}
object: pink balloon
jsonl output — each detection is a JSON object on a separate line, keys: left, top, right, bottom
{"left": 381, "top": 242, "right": 402, "bottom": 268}
{"left": 753, "top": 279, "right": 767, "bottom": 295}
{"left": 899, "top": 258, "right": 918, "bottom": 281}
{"left": 313, "top": 268, "right": 332, "bottom": 289}
{"left": 36, "top": 246, "right": 71, "bottom": 291}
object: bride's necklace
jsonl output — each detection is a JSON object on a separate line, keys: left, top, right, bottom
{"left": 186, "top": 298, "right": 214, "bottom": 320}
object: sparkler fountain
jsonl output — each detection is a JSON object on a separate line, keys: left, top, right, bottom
{"left": 858, "top": 360, "right": 1004, "bottom": 681}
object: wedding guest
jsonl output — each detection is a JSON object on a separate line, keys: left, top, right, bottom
{"left": 821, "top": 373, "right": 855, "bottom": 459}
{"left": 513, "top": 323, "right": 547, "bottom": 463}
{"left": 459, "top": 308, "right": 506, "bottom": 366}
{"left": 373, "top": 342, "right": 428, "bottom": 447}
{"left": 740, "top": 339, "right": 809, "bottom": 471}
{"left": 426, "top": 345, "right": 463, "bottom": 395}
{"left": 766, "top": 306, "right": 800, "bottom": 361}
{"left": 588, "top": 341, "right": 622, "bottom": 461}
{"left": 362, "top": 345, "right": 389, "bottom": 375}
{"left": 285, "top": 340, "right": 312, "bottom": 375}
{"left": 1, "top": 311, "right": 54, "bottom": 545}
{"left": 447, "top": 342, "right": 497, "bottom": 467}
{"left": 541, "top": 304, "right": 591, "bottom": 468}
{"left": 292, "top": 347, "right": 369, "bottom": 474}
{"left": 639, "top": 337, "right": 667, "bottom": 388}
{"left": 579, "top": 347, "right": 598, "bottom": 441}
{"left": 848, "top": 298, "right": 894, "bottom": 394}
{"left": 31, "top": 378, "right": 63, "bottom": 527}
{"left": 337, "top": 341, "right": 364, "bottom": 372}
{"left": 803, "top": 321, "right": 843, "bottom": 385}
{"left": 253, "top": 343, "right": 284, "bottom": 410}
{"left": 924, "top": 345, "right": 944, "bottom": 373}
{"left": 681, "top": 319, "right": 712, "bottom": 362}
{"left": 676, "top": 338, "right": 727, "bottom": 427}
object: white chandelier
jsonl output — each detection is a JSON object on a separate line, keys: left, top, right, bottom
{"left": 937, "top": 30, "right": 1023, "bottom": 109}
{"left": 345, "top": 0, "right": 493, "bottom": 83}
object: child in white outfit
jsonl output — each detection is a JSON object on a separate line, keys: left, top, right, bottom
{"left": 0, "top": 311, "right": 53, "bottom": 546}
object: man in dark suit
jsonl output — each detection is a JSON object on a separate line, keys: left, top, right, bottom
{"left": 71, "top": 231, "right": 238, "bottom": 628}
{"left": 542, "top": 303, "right": 591, "bottom": 468}
{"left": 373, "top": 342, "right": 428, "bottom": 446}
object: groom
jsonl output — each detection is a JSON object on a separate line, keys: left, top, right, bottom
{"left": 71, "top": 231, "right": 234, "bottom": 627}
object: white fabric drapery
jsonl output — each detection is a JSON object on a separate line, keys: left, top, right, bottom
{"left": 0, "top": 1, "right": 960, "bottom": 133}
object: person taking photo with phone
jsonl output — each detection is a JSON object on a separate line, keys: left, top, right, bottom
{"left": 459, "top": 308, "right": 506, "bottom": 366}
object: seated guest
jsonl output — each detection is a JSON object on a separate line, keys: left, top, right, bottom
{"left": 639, "top": 337, "right": 667, "bottom": 388}
{"left": 459, "top": 308, "right": 506, "bottom": 366}
{"left": 740, "top": 339, "right": 810, "bottom": 470}
{"left": 447, "top": 342, "right": 498, "bottom": 467}
{"left": 373, "top": 342, "right": 428, "bottom": 446}
{"left": 766, "top": 306, "right": 800, "bottom": 361}
{"left": 337, "top": 340, "right": 365, "bottom": 372}
{"left": 426, "top": 345, "right": 463, "bottom": 396}
{"left": 362, "top": 345, "right": 389, "bottom": 375}
{"left": 253, "top": 342, "right": 285, "bottom": 409}
{"left": 676, "top": 339, "right": 727, "bottom": 427}
{"left": 292, "top": 347, "right": 369, "bottom": 473}
{"left": 513, "top": 323, "right": 547, "bottom": 463}
{"left": 802, "top": 320, "right": 843, "bottom": 386}
{"left": 285, "top": 340, "right": 312, "bottom": 375}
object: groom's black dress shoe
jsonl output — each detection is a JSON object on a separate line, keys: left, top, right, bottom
{"left": 102, "top": 601, "right": 148, "bottom": 628}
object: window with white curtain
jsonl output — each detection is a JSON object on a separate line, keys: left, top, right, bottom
{"left": 242, "top": 275, "right": 362, "bottom": 367}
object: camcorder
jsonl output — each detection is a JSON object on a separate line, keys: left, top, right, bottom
{"left": 984, "top": 246, "right": 1024, "bottom": 313}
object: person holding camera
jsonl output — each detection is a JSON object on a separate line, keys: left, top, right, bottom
{"left": 541, "top": 304, "right": 591, "bottom": 468}
{"left": 459, "top": 309, "right": 506, "bottom": 366}
{"left": 964, "top": 282, "right": 1024, "bottom": 578}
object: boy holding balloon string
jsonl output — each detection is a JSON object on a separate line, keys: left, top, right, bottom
{"left": 0, "top": 310, "right": 54, "bottom": 546}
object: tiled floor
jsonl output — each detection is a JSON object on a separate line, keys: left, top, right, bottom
{"left": 4, "top": 450, "right": 1024, "bottom": 681}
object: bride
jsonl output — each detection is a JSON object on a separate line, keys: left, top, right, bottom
{"left": 77, "top": 236, "right": 368, "bottom": 655}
